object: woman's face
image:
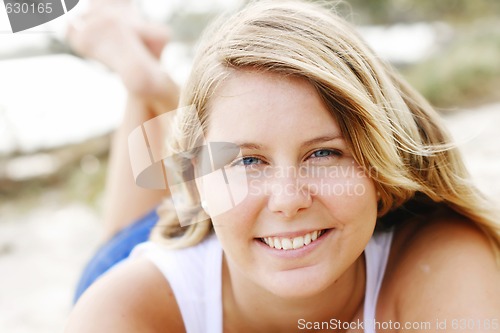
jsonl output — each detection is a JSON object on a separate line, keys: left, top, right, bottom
{"left": 201, "top": 70, "right": 378, "bottom": 298}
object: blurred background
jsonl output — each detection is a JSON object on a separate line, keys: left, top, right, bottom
{"left": 1, "top": 0, "right": 499, "bottom": 332}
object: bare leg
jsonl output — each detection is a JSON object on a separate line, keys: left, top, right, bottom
{"left": 100, "top": 98, "right": 161, "bottom": 239}
{"left": 101, "top": 75, "right": 179, "bottom": 240}
{"left": 66, "top": 0, "right": 180, "bottom": 239}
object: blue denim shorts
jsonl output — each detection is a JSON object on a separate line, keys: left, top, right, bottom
{"left": 73, "top": 209, "right": 159, "bottom": 303}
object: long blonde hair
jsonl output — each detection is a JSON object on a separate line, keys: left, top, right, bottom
{"left": 150, "top": 0, "right": 500, "bottom": 255}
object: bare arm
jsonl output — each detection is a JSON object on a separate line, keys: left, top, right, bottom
{"left": 65, "top": 259, "right": 184, "bottom": 332}
{"left": 390, "top": 218, "right": 500, "bottom": 332}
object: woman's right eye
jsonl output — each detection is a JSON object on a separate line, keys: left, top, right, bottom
{"left": 231, "top": 156, "right": 264, "bottom": 167}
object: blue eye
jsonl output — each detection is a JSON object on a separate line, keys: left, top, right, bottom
{"left": 311, "top": 149, "right": 341, "bottom": 158}
{"left": 242, "top": 157, "right": 262, "bottom": 165}
{"left": 232, "top": 156, "right": 264, "bottom": 167}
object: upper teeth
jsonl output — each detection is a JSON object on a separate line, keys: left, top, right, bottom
{"left": 261, "top": 230, "right": 323, "bottom": 250}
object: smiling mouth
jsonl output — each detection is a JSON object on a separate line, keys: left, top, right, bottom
{"left": 258, "top": 229, "right": 329, "bottom": 250}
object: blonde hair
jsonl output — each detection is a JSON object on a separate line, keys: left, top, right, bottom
{"left": 150, "top": 0, "right": 500, "bottom": 254}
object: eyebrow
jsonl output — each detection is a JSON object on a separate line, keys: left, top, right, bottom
{"left": 234, "top": 134, "right": 344, "bottom": 150}
{"left": 301, "top": 135, "right": 344, "bottom": 148}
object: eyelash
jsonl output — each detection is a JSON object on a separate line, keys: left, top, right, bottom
{"left": 230, "top": 156, "right": 265, "bottom": 167}
{"left": 310, "top": 149, "right": 342, "bottom": 160}
{"left": 230, "top": 149, "right": 342, "bottom": 167}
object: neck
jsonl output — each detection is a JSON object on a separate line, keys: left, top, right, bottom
{"left": 222, "top": 254, "right": 366, "bottom": 333}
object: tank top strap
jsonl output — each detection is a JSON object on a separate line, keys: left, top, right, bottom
{"left": 363, "top": 229, "right": 394, "bottom": 333}
{"left": 130, "top": 233, "right": 223, "bottom": 333}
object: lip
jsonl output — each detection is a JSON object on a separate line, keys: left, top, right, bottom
{"left": 254, "top": 228, "right": 333, "bottom": 258}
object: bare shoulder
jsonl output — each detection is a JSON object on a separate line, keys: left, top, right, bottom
{"left": 64, "top": 258, "right": 185, "bottom": 333}
{"left": 379, "top": 213, "right": 500, "bottom": 330}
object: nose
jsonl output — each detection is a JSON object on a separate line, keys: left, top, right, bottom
{"left": 266, "top": 175, "right": 312, "bottom": 218}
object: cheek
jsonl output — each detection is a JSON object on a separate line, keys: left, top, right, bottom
{"left": 210, "top": 194, "right": 263, "bottom": 236}
{"left": 198, "top": 166, "right": 250, "bottom": 220}
{"left": 313, "top": 170, "right": 378, "bottom": 223}
{"left": 211, "top": 202, "right": 260, "bottom": 265}
{"left": 210, "top": 191, "right": 268, "bottom": 263}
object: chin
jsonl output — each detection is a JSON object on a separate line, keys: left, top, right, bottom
{"left": 261, "top": 265, "right": 339, "bottom": 300}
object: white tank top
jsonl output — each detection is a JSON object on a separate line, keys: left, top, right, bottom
{"left": 130, "top": 230, "right": 393, "bottom": 333}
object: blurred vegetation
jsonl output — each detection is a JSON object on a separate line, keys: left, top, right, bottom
{"left": 327, "top": 0, "right": 500, "bottom": 108}
{"left": 402, "top": 19, "right": 500, "bottom": 108}
{"left": 333, "top": 0, "right": 500, "bottom": 25}
{"left": 0, "top": 135, "right": 109, "bottom": 209}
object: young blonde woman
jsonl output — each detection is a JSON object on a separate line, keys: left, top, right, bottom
{"left": 66, "top": 1, "right": 500, "bottom": 332}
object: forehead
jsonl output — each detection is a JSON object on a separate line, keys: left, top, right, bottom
{"left": 205, "top": 70, "right": 342, "bottom": 142}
